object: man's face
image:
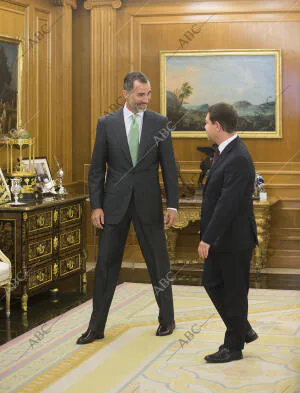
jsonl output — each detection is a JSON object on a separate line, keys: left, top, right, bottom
{"left": 123, "top": 80, "right": 151, "bottom": 113}
{"left": 205, "top": 113, "right": 218, "bottom": 142}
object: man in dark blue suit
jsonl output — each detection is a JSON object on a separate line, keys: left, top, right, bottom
{"left": 77, "top": 72, "right": 179, "bottom": 344}
{"left": 198, "top": 103, "right": 258, "bottom": 363}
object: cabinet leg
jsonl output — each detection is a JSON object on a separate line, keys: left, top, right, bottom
{"left": 21, "top": 288, "right": 28, "bottom": 312}
{"left": 80, "top": 272, "right": 87, "bottom": 294}
{"left": 5, "top": 283, "right": 11, "bottom": 318}
{"left": 254, "top": 247, "right": 263, "bottom": 275}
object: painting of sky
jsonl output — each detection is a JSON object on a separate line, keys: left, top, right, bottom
{"left": 166, "top": 55, "right": 275, "bottom": 106}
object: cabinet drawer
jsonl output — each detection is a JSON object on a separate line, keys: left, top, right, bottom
{"left": 28, "top": 263, "right": 52, "bottom": 290}
{"left": 28, "top": 210, "right": 53, "bottom": 236}
{"left": 60, "top": 228, "right": 81, "bottom": 252}
{"left": 59, "top": 253, "right": 81, "bottom": 278}
{"left": 28, "top": 237, "right": 53, "bottom": 263}
{"left": 60, "top": 203, "right": 81, "bottom": 226}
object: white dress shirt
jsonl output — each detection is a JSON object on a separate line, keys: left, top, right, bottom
{"left": 122, "top": 105, "right": 177, "bottom": 212}
{"left": 218, "top": 133, "right": 238, "bottom": 154}
{"left": 123, "top": 105, "right": 144, "bottom": 143}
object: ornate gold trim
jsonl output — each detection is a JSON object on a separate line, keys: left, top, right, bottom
{"left": 160, "top": 49, "right": 282, "bottom": 139}
{"left": 0, "top": 35, "right": 24, "bottom": 129}
{"left": 53, "top": 262, "right": 59, "bottom": 278}
{"left": 53, "top": 0, "right": 78, "bottom": 8}
{"left": 29, "top": 265, "right": 52, "bottom": 290}
{"left": 0, "top": 219, "right": 17, "bottom": 281}
{"left": 84, "top": 0, "right": 122, "bottom": 10}
{"left": 163, "top": 199, "right": 273, "bottom": 273}
{"left": 53, "top": 209, "right": 58, "bottom": 224}
{"left": 60, "top": 228, "right": 80, "bottom": 250}
{"left": 28, "top": 211, "right": 53, "bottom": 233}
{"left": 60, "top": 203, "right": 81, "bottom": 224}
{"left": 59, "top": 253, "right": 81, "bottom": 277}
{"left": 53, "top": 236, "right": 59, "bottom": 250}
{"left": 28, "top": 237, "right": 52, "bottom": 261}
{"left": 21, "top": 289, "right": 28, "bottom": 312}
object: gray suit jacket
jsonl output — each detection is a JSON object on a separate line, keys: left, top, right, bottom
{"left": 89, "top": 108, "right": 179, "bottom": 225}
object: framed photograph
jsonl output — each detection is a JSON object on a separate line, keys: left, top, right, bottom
{"left": 160, "top": 50, "right": 282, "bottom": 138}
{"left": 0, "top": 168, "right": 11, "bottom": 204}
{"left": 22, "top": 157, "right": 54, "bottom": 193}
{"left": 0, "top": 35, "right": 24, "bottom": 136}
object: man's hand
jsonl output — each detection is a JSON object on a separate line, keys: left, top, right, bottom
{"left": 91, "top": 208, "right": 105, "bottom": 229}
{"left": 164, "top": 209, "right": 177, "bottom": 227}
{"left": 198, "top": 240, "right": 210, "bottom": 259}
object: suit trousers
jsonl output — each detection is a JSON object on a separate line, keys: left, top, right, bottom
{"left": 202, "top": 248, "right": 253, "bottom": 350}
{"left": 88, "top": 197, "right": 174, "bottom": 332}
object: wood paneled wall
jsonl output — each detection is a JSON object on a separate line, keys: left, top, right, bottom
{"left": 2, "top": 0, "right": 299, "bottom": 193}
{"left": 72, "top": 0, "right": 90, "bottom": 183}
{"left": 1, "top": 0, "right": 299, "bottom": 271}
{"left": 115, "top": 0, "right": 300, "bottom": 199}
{"left": 76, "top": 0, "right": 300, "bottom": 271}
{"left": 0, "top": 0, "right": 76, "bottom": 183}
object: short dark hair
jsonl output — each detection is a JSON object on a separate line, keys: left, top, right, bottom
{"left": 208, "top": 102, "right": 237, "bottom": 133}
{"left": 123, "top": 72, "right": 149, "bottom": 92}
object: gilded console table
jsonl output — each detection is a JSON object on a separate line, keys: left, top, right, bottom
{"left": 164, "top": 197, "right": 276, "bottom": 276}
{"left": 0, "top": 195, "right": 87, "bottom": 311}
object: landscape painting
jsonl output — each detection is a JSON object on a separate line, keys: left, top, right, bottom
{"left": 0, "top": 37, "right": 22, "bottom": 136}
{"left": 160, "top": 50, "right": 282, "bottom": 138}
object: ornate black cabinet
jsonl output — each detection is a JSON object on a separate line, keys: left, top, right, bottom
{"left": 0, "top": 195, "right": 87, "bottom": 311}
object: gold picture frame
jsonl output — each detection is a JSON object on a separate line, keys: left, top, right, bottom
{"left": 0, "top": 35, "right": 24, "bottom": 134}
{"left": 22, "top": 157, "right": 54, "bottom": 193}
{"left": 160, "top": 49, "right": 282, "bottom": 138}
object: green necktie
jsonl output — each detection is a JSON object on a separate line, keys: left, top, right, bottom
{"left": 129, "top": 113, "right": 139, "bottom": 166}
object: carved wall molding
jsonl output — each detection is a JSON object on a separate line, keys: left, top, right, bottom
{"left": 85, "top": 0, "right": 122, "bottom": 148}
{"left": 53, "top": 0, "right": 78, "bottom": 9}
{"left": 84, "top": 0, "right": 122, "bottom": 10}
{"left": 114, "top": 0, "right": 300, "bottom": 16}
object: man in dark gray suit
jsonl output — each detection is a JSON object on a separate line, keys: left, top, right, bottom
{"left": 198, "top": 103, "right": 258, "bottom": 363}
{"left": 77, "top": 72, "right": 179, "bottom": 344}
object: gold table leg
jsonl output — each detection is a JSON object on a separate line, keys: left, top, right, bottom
{"left": 80, "top": 272, "right": 87, "bottom": 294}
{"left": 21, "top": 287, "right": 28, "bottom": 312}
{"left": 165, "top": 228, "right": 179, "bottom": 263}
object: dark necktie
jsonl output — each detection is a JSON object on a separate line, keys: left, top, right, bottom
{"left": 211, "top": 148, "right": 220, "bottom": 167}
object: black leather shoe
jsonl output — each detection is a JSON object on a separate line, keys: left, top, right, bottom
{"left": 205, "top": 347, "right": 243, "bottom": 363}
{"left": 219, "top": 329, "right": 258, "bottom": 350}
{"left": 76, "top": 328, "right": 104, "bottom": 345}
{"left": 245, "top": 328, "right": 258, "bottom": 343}
{"left": 156, "top": 321, "right": 175, "bottom": 336}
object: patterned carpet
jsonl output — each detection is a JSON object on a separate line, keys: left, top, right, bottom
{"left": 0, "top": 283, "right": 299, "bottom": 393}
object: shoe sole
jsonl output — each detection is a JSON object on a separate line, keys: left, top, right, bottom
{"left": 205, "top": 354, "right": 243, "bottom": 363}
{"left": 156, "top": 331, "right": 174, "bottom": 336}
{"left": 76, "top": 334, "right": 104, "bottom": 345}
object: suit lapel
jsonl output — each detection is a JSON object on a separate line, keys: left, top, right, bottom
{"left": 115, "top": 109, "right": 133, "bottom": 165}
{"left": 206, "top": 136, "right": 240, "bottom": 181}
{"left": 138, "top": 111, "right": 154, "bottom": 161}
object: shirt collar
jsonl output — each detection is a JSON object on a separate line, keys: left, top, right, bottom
{"left": 123, "top": 104, "right": 144, "bottom": 120}
{"left": 218, "top": 133, "right": 238, "bottom": 154}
